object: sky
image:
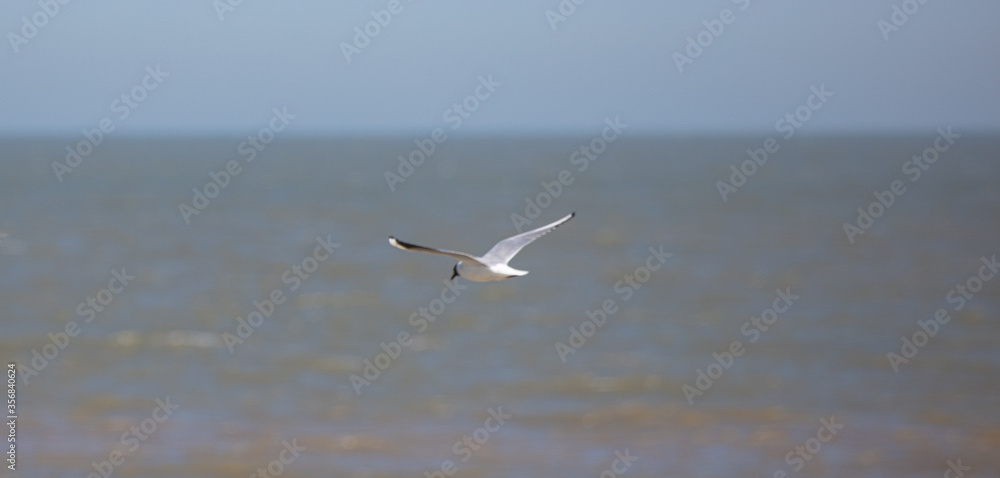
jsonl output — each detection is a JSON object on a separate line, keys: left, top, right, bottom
{"left": 3, "top": 0, "right": 999, "bottom": 136}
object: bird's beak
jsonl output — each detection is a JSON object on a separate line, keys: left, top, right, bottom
{"left": 450, "top": 265, "right": 459, "bottom": 280}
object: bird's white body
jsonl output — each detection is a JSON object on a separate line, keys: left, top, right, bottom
{"left": 454, "top": 261, "right": 526, "bottom": 282}
{"left": 389, "top": 212, "right": 574, "bottom": 282}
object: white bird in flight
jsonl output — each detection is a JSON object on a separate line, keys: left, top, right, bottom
{"left": 389, "top": 212, "right": 575, "bottom": 282}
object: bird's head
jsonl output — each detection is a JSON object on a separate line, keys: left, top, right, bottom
{"left": 450, "top": 262, "right": 461, "bottom": 280}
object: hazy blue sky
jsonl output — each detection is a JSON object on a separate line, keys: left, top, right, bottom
{"left": 3, "top": 0, "right": 998, "bottom": 136}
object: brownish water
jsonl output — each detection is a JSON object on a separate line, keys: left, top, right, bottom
{"left": 1, "top": 135, "right": 998, "bottom": 477}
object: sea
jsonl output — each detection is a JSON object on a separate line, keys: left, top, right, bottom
{"left": 1, "top": 134, "right": 998, "bottom": 477}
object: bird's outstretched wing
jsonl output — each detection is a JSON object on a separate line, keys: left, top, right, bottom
{"left": 389, "top": 237, "right": 487, "bottom": 266}
{"left": 480, "top": 212, "right": 574, "bottom": 265}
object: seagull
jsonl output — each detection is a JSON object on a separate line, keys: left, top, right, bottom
{"left": 389, "top": 212, "right": 575, "bottom": 282}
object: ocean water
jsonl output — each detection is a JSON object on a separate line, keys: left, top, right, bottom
{"left": 1, "top": 135, "right": 999, "bottom": 477}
